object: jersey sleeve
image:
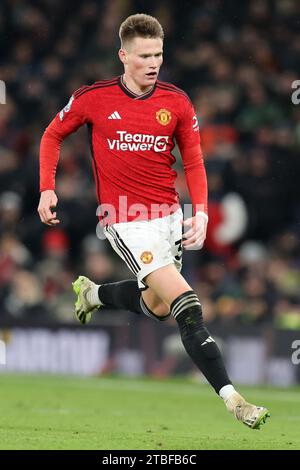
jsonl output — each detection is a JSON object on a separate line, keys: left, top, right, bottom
{"left": 175, "top": 97, "right": 200, "bottom": 150}
{"left": 175, "top": 98, "right": 208, "bottom": 215}
{"left": 39, "top": 92, "right": 89, "bottom": 191}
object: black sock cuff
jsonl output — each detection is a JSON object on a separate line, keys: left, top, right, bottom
{"left": 170, "top": 290, "right": 201, "bottom": 319}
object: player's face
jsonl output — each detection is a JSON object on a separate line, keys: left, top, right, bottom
{"left": 121, "top": 37, "right": 163, "bottom": 88}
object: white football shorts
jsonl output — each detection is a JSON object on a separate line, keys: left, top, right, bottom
{"left": 104, "top": 208, "right": 183, "bottom": 289}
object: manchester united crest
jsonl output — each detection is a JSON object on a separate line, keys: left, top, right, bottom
{"left": 140, "top": 251, "right": 154, "bottom": 264}
{"left": 156, "top": 109, "right": 172, "bottom": 126}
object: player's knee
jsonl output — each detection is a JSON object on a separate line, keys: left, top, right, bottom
{"left": 146, "top": 301, "right": 170, "bottom": 321}
{"left": 152, "top": 302, "right": 170, "bottom": 318}
{"left": 140, "top": 295, "right": 170, "bottom": 322}
{"left": 141, "top": 289, "right": 170, "bottom": 318}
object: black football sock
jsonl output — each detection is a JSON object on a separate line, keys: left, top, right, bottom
{"left": 98, "top": 280, "right": 142, "bottom": 315}
{"left": 98, "top": 280, "right": 170, "bottom": 321}
{"left": 171, "top": 290, "right": 232, "bottom": 394}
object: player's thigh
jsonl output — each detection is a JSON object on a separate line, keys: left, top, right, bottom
{"left": 144, "top": 264, "right": 192, "bottom": 306}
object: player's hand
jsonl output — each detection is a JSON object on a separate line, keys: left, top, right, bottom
{"left": 182, "top": 211, "right": 208, "bottom": 250}
{"left": 37, "top": 190, "right": 60, "bottom": 226}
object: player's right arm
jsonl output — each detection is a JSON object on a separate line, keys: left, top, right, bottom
{"left": 38, "top": 92, "right": 89, "bottom": 226}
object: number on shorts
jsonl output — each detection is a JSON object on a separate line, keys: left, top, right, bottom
{"left": 175, "top": 239, "right": 183, "bottom": 261}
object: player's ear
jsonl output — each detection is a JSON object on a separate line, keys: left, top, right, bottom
{"left": 119, "top": 49, "right": 127, "bottom": 65}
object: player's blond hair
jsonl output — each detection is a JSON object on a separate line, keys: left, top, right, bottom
{"left": 119, "top": 14, "right": 164, "bottom": 47}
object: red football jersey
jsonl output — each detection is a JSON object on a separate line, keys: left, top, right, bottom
{"left": 40, "top": 76, "right": 207, "bottom": 224}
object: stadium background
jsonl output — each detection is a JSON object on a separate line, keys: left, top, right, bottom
{"left": 0, "top": 0, "right": 300, "bottom": 385}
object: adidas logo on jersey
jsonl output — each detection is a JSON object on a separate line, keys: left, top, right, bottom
{"left": 108, "top": 111, "right": 121, "bottom": 120}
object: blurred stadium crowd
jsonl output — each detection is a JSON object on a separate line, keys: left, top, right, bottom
{"left": 0, "top": 0, "right": 300, "bottom": 327}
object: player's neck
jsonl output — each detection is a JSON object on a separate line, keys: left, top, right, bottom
{"left": 122, "top": 74, "right": 154, "bottom": 96}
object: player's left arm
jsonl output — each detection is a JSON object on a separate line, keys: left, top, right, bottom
{"left": 175, "top": 98, "right": 208, "bottom": 250}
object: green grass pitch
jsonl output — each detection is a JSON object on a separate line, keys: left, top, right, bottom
{"left": 0, "top": 374, "right": 299, "bottom": 450}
